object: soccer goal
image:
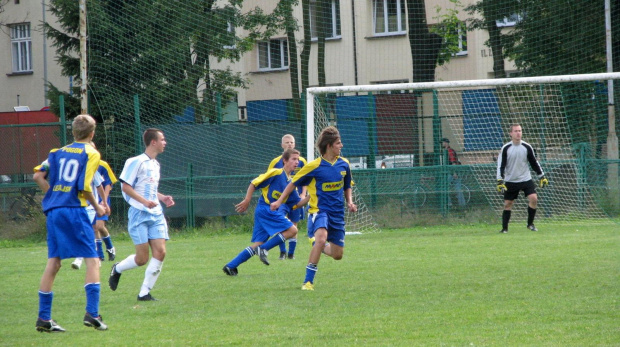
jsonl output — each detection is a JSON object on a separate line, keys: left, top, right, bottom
{"left": 307, "top": 72, "right": 620, "bottom": 225}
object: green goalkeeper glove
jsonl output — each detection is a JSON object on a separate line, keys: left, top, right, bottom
{"left": 497, "top": 179, "right": 507, "bottom": 193}
{"left": 539, "top": 176, "right": 549, "bottom": 188}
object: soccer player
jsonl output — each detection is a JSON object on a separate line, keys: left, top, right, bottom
{"left": 223, "top": 148, "right": 309, "bottom": 276}
{"left": 70, "top": 160, "right": 107, "bottom": 270}
{"left": 496, "top": 124, "right": 548, "bottom": 233}
{"left": 95, "top": 157, "right": 118, "bottom": 261}
{"left": 271, "top": 126, "right": 357, "bottom": 291}
{"left": 32, "top": 114, "right": 108, "bottom": 332}
{"left": 108, "top": 128, "right": 175, "bottom": 301}
{"left": 267, "top": 134, "right": 308, "bottom": 260}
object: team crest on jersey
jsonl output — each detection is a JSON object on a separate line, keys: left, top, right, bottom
{"left": 323, "top": 181, "right": 343, "bottom": 191}
{"left": 340, "top": 171, "right": 346, "bottom": 177}
{"left": 271, "top": 191, "right": 282, "bottom": 200}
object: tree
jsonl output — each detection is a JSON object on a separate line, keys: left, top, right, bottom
{"left": 465, "top": 0, "right": 520, "bottom": 78}
{"left": 43, "top": 0, "right": 266, "bottom": 124}
{"left": 407, "top": 0, "right": 443, "bottom": 82}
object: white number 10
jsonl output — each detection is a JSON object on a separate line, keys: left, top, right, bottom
{"left": 58, "top": 158, "right": 79, "bottom": 183}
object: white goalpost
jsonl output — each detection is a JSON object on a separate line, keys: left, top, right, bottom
{"left": 307, "top": 72, "right": 620, "bottom": 227}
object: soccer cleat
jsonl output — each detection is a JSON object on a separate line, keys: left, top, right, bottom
{"left": 257, "top": 246, "right": 269, "bottom": 266}
{"left": 279, "top": 252, "right": 286, "bottom": 260}
{"left": 287, "top": 254, "right": 295, "bottom": 260}
{"left": 36, "top": 318, "right": 66, "bottom": 333}
{"left": 83, "top": 313, "right": 108, "bottom": 331}
{"left": 527, "top": 224, "right": 538, "bottom": 231}
{"left": 71, "top": 257, "right": 83, "bottom": 270}
{"left": 308, "top": 237, "right": 315, "bottom": 247}
{"left": 137, "top": 293, "right": 158, "bottom": 301}
{"left": 301, "top": 282, "right": 314, "bottom": 291}
{"left": 108, "top": 263, "right": 121, "bottom": 291}
{"left": 499, "top": 229, "right": 508, "bottom": 233}
{"left": 222, "top": 265, "right": 238, "bottom": 276}
{"left": 106, "top": 247, "right": 116, "bottom": 261}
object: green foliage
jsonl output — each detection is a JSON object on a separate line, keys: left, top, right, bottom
{"left": 431, "top": 0, "right": 465, "bottom": 66}
{"left": 1, "top": 225, "right": 619, "bottom": 345}
{"left": 42, "top": 0, "right": 274, "bottom": 124}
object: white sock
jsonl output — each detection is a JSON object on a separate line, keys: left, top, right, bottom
{"left": 139, "top": 258, "right": 163, "bottom": 297}
{"left": 115, "top": 254, "right": 139, "bottom": 273}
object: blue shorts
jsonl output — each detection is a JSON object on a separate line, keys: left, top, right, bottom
{"left": 95, "top": 214, "right": 109, "bottom": 222}
{"left": 307, "top": 212, "right": 345, "bottom": 247}
{"left": 128, "top": 207, "right": 169, "bottom": 245}
{"left": 251, "top": 204, "right": 293, "bottom": 243}
{"left": 46, "top": 207, "right": 97, "bottom": 259}
{"left": 96, "top": 197, "right": 111, "bottom": 221}
{"left": 279, "top": 204, "right": 304, "bottom": 223}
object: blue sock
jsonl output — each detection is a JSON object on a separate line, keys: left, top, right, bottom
{"left": 304, "top": 263, "right": 317, "bottom": 284}
{"left": 288, "top": 238, "right": 297, "bottom": 255}
{"left": 85, "top": 283, "right": 100, "bottom": 317}
{"left": 279, "top": 241, "right": 287, "bottom": 253}
{"left": 38, "top": 291, "right": 53, "bottom": 320}
{"left": 227, "top": 247, "right": 256, "bottom": 268}
{"left": 102, "top": 236, "right": 113, "bottom": 250}
{"left": 262, "top": 233, "right": 286, "bottom": 251}
{"left": 96, "top": 239, "right": 104, "bottom": 260}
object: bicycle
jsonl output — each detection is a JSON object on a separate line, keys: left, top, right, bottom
{"left": 401, "top": 175, "right": 471, "bottom": 209}
{"left": 8, "top": 187, "right": 40, "bottom": 221}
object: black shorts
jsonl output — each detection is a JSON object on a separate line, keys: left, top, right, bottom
{"left": 504, "top": 180, "right": 537, "bottom": 201}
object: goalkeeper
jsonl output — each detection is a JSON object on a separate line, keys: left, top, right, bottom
{"left": 496, "top": 124, "right": 548, "bottom": 233}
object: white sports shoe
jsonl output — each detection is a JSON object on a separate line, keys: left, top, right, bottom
{"left": 71, "top": 257, "right": 83, "bottom": 270}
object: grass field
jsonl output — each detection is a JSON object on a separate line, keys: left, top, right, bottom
{"left": 1, "top": 223, "right": 619, "bottom": 346}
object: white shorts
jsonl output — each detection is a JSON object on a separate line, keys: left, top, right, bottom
{"left": 85, "top": 206, "right": 96, "bottom": 226}
{"left": 128, "top": 206, "right": 169, "bottom": 245}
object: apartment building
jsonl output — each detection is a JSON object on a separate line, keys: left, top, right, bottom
{"left": 0, "top": 0, "right": 515, "bottom": 114}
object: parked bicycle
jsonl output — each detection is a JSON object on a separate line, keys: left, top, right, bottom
{"left": 401, "top": 175, "right": 471, "bottom": 209}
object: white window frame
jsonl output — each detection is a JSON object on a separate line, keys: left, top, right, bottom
{"left": 310, "top": 0, "right": 341, "bottom": 41}
{"left": 223, "top": 22, "right": 236, "bottom": 49}
{"left": 496, "top": 14, "right": 523, "bottom": 28}
{"left": 11, "top": 23, "right": 33, "bottom": 73}
{"left": 454, "top": 27, "right": 467, "bottom": 56}
{"left": 372, "top": 0, "right": 406, "bottom": 36}
{"left": 257, "top": 39, "right": 289, "bottom": 71}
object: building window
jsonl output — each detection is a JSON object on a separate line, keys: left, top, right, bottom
{"left": 11, "top": 23, "right": 32, "bottom": 73}
{"left": 454, "top": 27, "right": 467, "bottom": 56}
{"left": 373, "top": 0, "right": 406, "bottom": 36}
{"left": 258, "top": 39, "right": 288, "bottom": 71}
{"left": 223, "top": 22, "right": 236, "bottom": 49}
{"left": 310, "top": 0, "right": 341, "bottom": 40}
{"left": 496, "top": 14, "right": 523, "bottom": 28}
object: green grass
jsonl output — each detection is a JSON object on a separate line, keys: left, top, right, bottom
{"left": 1, "top": 223, "right": 619, "bottom": 346}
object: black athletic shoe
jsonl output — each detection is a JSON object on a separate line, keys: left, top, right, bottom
{"left": 106, "top": 247, "right": 116, "bottom": 261}
{"left": 137, "top": 293, "right": 158, "bottom": 301}
{"left": 287, "top": 254, "right": 295, "bottom": 260}
{"left": 257, "top": 246, "right": 270, "bottom": 266}
{"left": 108, "top": 263, "right": 121, "bottom": 291}
{"left": 83, "top": 313, "right": 108, "bottom": 331}
{"left": 527, "top": 224, "right": 538, "bottom": 231}
{"left": 279, "top": 252, "right": 286, "bottom": 260}
{"left": 36, "top": 318, "right": 66, "bottom": 333}
{"left": 499, "top": 229, "right": 508, "bottom": 233}
{"left": 222, "top": 266, "right": 238, "bottom": 276}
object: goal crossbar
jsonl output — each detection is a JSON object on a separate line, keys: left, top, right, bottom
{"left": 305, "top": 72, "right": 620, "bottom": 161}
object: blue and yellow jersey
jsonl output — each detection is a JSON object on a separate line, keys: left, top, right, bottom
{"left": 39, "top": 142, "right": 100, "bottom": 212}
{"left": 251, "top": 168, "right": 300, "bottom": 207}
{"left": 268, "top": 155, "right": 307, "bottom": 176}
{"left": 98, "top": 160, "right": 118, "bottom": 189}
{"left": 269, "top": 154, "right": 307, "bottom": 195}
{"left": 292, "top": 156, "right": 353, "bottom": 217}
